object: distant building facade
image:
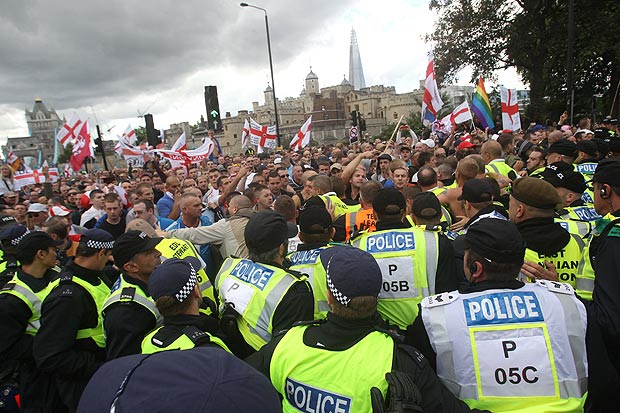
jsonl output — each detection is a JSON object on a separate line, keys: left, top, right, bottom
{"left": 2, "top": 98, "right": 63, "bottom": 166}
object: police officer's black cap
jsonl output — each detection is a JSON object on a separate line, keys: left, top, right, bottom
{"left": 16, "top": 231, "right": 63, "bottom": 261}
{"left": 372, "top": 188, "right": 406, "bottom": 216}
{"left": 320, "top": 246, "right": 382, "bottom": 305}
{"left": 78, "top": 347, "right": 281, "bottom": 413}
{"left": 591, "top": 138, "right": 609, "bottom": 158}
{"left": 412, "top": 192, "right": 442, "bottom": 219}
{"left": 593, "top": 157, "right": 620, "bottom": 187}
{"left": 611, "top": 118, "right": 619, "bottom": 125}
{"left": 511, "top": 177, "right": 562, "bottom": 210}
{"left": 594, "top": 128, "right": 610, "bottom": 139}
{"left": 244, "top": 211, "right": 297, "bottom": 254}
{"left": 0, "top": 215, "right": 17, "bottom": 229}
{"left": 79, "top": 229, "right": 115, "bottom": 250}
{"left": 576, "top": 140, "right": 598, "bottom": 158}
{"left": 149, "top": 257, "right": 201, "bottom": 302}
{"left": 113, "top": 230, "right": 163, "bottom": 270}
{"left": 547, "top": 140, "right": 578, "bottom": 158}
{"left": 541, "top": 162, "right": 587, "bottom": 194}
{"left": 604, "top": 137, "right": 620, "bottom": 154}
{"left": 457, "top": 179, "right": 493, "bottom": 203}
{"left": 299, "top": 206, "right": 332, "bottom": 235}
{"left": 0, "top": 225, "right": 29, "bottom": 246}
{"left": 463, "top": 219, "right": 525, "bottom": 265}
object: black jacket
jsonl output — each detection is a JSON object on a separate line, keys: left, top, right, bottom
{"left": 33, "top": 262, "right": 107, "bottom": 412}
{"left": 0, "top": 268, "right": 63, "bottom": 411}
{"left": 103, "top": 274, "right": 157, "bottom": 360}
{"left": 583, "top": 211, "right": 620, "bottom": 411}
{"left": 247, "top": 312, "right": 486, "bottom": 413}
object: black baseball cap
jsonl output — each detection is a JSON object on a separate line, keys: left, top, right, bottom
{"left": 547, "top": 140, "right": 578, "bottom": 158}
{"left": 411, "top": 192, "right": 442, "bottom": 219}
{"left": 113, "top": 230, "right": 163, "bottom": 269}
{"left": 244, "top": 211, "right": 297, "bottom": 254}
{"left": 463, "top": 219, "right": 525, "bottom": 264}
{"left": 372, "top": 188, "right": 406, "bottom": 216}
{"left": 593, "top": 157, "right": 620, "bottom": 187}
{"left": 299, "top": 206, "right": 332, "bottom": 235}
{"left": 457, "top": 179, "right": 493, "bottom": 203}
{"left": 542, "top": 162, "right": 587, "bottom": 194}
{"left": 16, "top": 231, "right": 63, "bottom": 261}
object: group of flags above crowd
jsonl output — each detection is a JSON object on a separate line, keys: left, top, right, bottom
{"left": 422, "top": 51, "right": 522, "bottom": 133}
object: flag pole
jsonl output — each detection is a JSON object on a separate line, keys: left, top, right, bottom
{"left": 52, "top": 127, "right": 59, "bottom": 166}
{"left": 386, "top": 114, "right": 405, "bottom": 146}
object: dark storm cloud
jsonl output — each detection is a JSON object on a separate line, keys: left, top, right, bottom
{"left": 0, "top": 0, "right": 352, "bottom": 111}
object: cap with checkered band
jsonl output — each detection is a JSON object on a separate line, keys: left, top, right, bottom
{"left": 148, "top": 257, "right": 201, "bottom": 302}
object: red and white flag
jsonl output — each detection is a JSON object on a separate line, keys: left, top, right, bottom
{"left": 57, "top": 114, "right": 82, "bottom": 147}
{"left": 13, "top": 167, "right": 59, "bottom": 190}
{"left": 290, "top": 116, "right": 312, "bottom": 150}
{"left": 241, "top": 119, "right": 250, "bottom": 148}
{"left": 500, "top": 86, "right": 521, "bottom": 131}
{"left": 121, "top": 125, "right": 137, "bottom": 145}
{"left": 449, "top": 101, "right": 473, "bottom": 125}
{"left": 421, "top": 51, "right": 444, "bottom": 126}
{"left": 171, "top": 132, "right": 187, "bottom": 152}
{"left": 69, "top": 121, "right": 93, "bottom": 172}
{"left": 249, "top": 119, "right": 277, "bottom": 152}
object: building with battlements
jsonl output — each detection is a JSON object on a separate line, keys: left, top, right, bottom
{"left": 2, "top": 98, "right": 63, "bottom": 167}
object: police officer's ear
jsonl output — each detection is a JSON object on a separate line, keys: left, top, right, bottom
{"left": 330, "top": 226, "right": 336, "bottom": 240}
{"left": 600, "top": 184, "right": 610, "bottom": 199}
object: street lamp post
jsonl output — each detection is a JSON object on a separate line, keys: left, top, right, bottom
{"left": 240, "top": 2, "right": 281, "bottom": 147}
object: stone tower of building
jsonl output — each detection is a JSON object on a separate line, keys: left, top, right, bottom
{"left": 264, "top": 83, "right": 273, "bottom": 105}
{"left": 348, "top": 28, "right": 366, "bottom": 90}
{"left": 305, "top": 67, "right": 319, "bottom": 95}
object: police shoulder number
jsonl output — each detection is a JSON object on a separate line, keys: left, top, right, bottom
{"left": 535, "top": 280, "right": 575, "bottom": 295}
{"left": 422, "top": 291, "right": 458, "bottom": 308}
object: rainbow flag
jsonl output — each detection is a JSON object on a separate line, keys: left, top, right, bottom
{"left": 471, "top": 77, "right": 495, "bottom": 129}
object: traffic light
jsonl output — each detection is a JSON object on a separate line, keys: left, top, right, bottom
{"left": 94, "top": 137, "right": 103, "bottom": 152}
{"left": 144, "top": 114, "right": 160, "bottom": 147}
{"left": 350, "top": 111, "right": 358, "bottom": 127}
{"left": 204, "top": 86, "right": 222, "bottom": 132}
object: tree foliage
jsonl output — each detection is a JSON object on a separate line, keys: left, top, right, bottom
{"left": 428, "top": 0, "right": 620, "bottom": 123}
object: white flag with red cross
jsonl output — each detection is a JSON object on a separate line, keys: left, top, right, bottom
{"left": 500, "top": 87, "right": 521, "bottom": 131}
{"left": 249, "top": 119, "right": 277, "bottom": 152}
{"left": 290, "top": 116, "right": 312, "bottom": 150}
{"left": 57, "top": 114, "right": 83, "bottom": 147}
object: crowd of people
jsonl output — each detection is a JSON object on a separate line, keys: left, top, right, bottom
{"left": 0, "top": 115, "right": 620, "bottom": 412}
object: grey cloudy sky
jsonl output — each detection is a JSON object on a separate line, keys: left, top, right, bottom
{"left": 0, "top": 0, "right": 523, "bottom": 141}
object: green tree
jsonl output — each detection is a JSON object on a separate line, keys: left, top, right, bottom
{"left": 428, "top": 0, "right": 620, "bottom": 122}
{"left": 134, "top": 126, "right": 147, "bottom": 144}
{"left": 57, "top": 143, "right": 73, "bottom": 164}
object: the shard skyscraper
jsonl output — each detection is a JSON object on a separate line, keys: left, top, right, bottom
{"left": 348, "top": 28, "right": 366, "bottom": 90}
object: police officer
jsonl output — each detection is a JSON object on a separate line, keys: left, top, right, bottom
{"left": 509, "top": 177, "right": 585, "bottom": 287}
{"left": 0, "top": 232, "right": 63, "bottom": 411}
{"left": 0, "top": 224, "right": 28, "bottom": 287}
{"left": 247, "top": 246, "right": 486, "bottom": 413}
{"left": 333, "top": 180, "right": 381, "bottom": 242}
{"left": 33, "top": 229, "right": 115, "bottom": 412}
{"left": 541, "top": 161, "right": 599, "bottom": 238}
{"left": 129, "top": 219, "right": 218, "bottom": 310}
{"left": 103, "top": 230, "right": 163, "bottom": 360}
{"left": 407, "top": 219, "right": 588, "bottom": 412}
{"left": 575, "top": 158, "right": 620, "bottom": 410}
{"left": 215, "top": 211, "right": 314, "bottom": 357}
{"left": 141, "top": 257, "right": 229, "bottom": 354}
{"left": 351, "top": 188, "right": 459, "bottom": 331}
{"left": 448, "top": 179, "right": 509, "bottom": 278}
{"left": 287, "top": 206, "right": 334, "bottom": 319}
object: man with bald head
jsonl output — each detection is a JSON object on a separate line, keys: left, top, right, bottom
{"left": 162, "top": 194, "right": 255, "bottom": 259}
{"left": 156, "top": 176, "right": 181, "bottom": 219}
{"left": 481, "top": 140, "right": 518, "bottom": 181}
